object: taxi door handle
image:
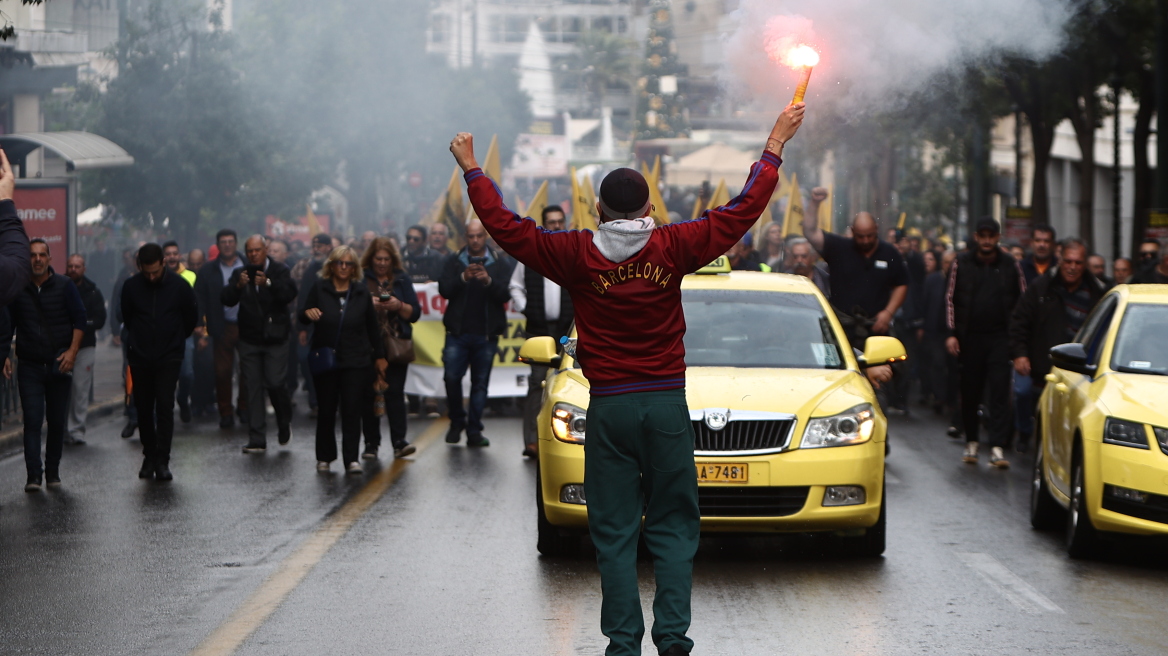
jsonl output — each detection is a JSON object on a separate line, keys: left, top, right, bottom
{"left": 1044, "top": 373, "right": 1059, "bottom": 383}
{"left": 1054, "top": 383, "right": 1069, "bottom": 393}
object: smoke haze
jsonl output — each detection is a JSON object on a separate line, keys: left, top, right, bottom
{"left": 722, "top": 0, "right": 1071, "bottom": 115}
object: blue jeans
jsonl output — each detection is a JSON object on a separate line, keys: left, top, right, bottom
{"left": 443, "top": 333, "right": 498, "bottom": 438}
{"left": 1014, "top": 370, "right": 1034, "bottom": 437}
{"left": 177, "top": 336, "right": 195, "bottom": 410}
{"left": 18, "top": 362, "right": 72, "bottom": 478}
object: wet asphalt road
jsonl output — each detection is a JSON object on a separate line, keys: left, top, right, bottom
{"left": 1, "top": 402, "right": 1167, "bottom": 656}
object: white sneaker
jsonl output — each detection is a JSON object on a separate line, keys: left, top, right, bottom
{"left": 346, "top": 462, "right": 364, "bottom": 475}
{"left": 316, "top": 461, "right": 330, "bottom": 472}
{"left": 962, "top": 442, "right": 979, "bottom": 464}
{"left": 990, "top": 446, "right": 1010, "bottom": 469}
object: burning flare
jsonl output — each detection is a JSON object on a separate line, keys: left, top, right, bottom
{"left": 784, "top": 44, "right": 820, "bottom": 69}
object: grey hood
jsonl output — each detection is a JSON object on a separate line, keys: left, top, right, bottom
{"left": 593, "top": 218, "right": 656, "bottom": 264}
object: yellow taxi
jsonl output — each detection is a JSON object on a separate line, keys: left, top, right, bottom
{"left": 1030, "top": 284, "right": 1168, "bottom": 557}
{"left": 519, "top": 258, "right": 906, "bottom": 557}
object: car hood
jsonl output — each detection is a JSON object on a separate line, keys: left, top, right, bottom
{"left": 1099, "top": 372, "right": 1168, "bottom": 425}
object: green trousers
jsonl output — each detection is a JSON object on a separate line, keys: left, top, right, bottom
{"left": 584, "top": 389, "right": 700, "bottom": 656}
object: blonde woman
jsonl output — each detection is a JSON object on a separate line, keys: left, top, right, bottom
{"left": 759, "top": 221, "right": 785, "bottom": 270}
{"left": 299, "top": 246, "right": 386, "bottom": 474}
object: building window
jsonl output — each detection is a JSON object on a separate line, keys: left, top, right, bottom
{"left": 429, "top": 14, "right": 449, "bottom": 44}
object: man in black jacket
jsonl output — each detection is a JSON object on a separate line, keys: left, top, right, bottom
{"left": 1010, "top": 239, "right": 1110, "bottom": 439}
{"left": 194, "top": 229, "right": 247, "bottom": 429}
{"left": 0, "top": 149, "right": 29, "bottom": 308}
{"left": 222, "top": 235, "right": 297, "bottom": 453}
{"left": 64, "top": 254, "right": 106, "bottom": 445}
{"left": 945, "top": 219, "right": 1026, "bottom": 468}
{"left": 1, "top": 239, "right": 86, "bottom": 492}
{"left": 508, "top": 206, "right": 574, "bottom": 457}
{"left": 403, "top": 224, "right": 443, "bottom": 283}
{"left": 121, "top": 244, "right": 198, "bottom": 481}
{"left": 438, "top": 219, "right": 512, "bottom": 447}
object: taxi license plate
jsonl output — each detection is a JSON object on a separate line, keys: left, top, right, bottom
{"left": 696, "top": 463, "right": 748, "bottom": 483}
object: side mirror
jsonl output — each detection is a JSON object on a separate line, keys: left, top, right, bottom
{"left": 1049, "top": 343, "right": 1095, "bottom": 376}
{"left": 518, "top": 336, "right": 561, "bottom": 368}
{"left": 859, "top": 336, "right": 907, "bottom": 369}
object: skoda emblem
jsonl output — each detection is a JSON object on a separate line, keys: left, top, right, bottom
{"left": 704, "top": 410, "right": 729, "bottom": 431}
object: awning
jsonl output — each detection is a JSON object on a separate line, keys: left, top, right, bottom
{"left": 0, "top": 131, "right": 134, "bottom": 173}
{"left": 670, "top": 143, "right": 757, "bottom": 188}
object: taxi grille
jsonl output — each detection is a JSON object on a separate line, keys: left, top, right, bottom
{"left": 692, "top": 419, "right": 795, "bottom": 453}
{"left": 698, "top": 486, "right": 809, "bottom": 517}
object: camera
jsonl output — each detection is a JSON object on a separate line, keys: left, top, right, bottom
{"left": 468, "top": 256, "right": 487, "bottom": 266}
{"left": 245, "top": 264, "right": 263, "bottom": 279}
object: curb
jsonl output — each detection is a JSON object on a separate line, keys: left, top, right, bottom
{"left": 0, "top": 397, "right": 124, "bottom": 457}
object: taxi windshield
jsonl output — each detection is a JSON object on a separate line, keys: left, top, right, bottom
{"left": 1111, "top": 304, "right": 1168, "bottom": 375}
{"left": 681, "top": 289, "right": 845, "bottom": 369}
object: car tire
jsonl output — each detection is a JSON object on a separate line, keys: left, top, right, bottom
{"left": 1065, "top": 451, "right": 1101, "bottom": 559}
{"left": 536, "top": 468, "right": 579, "bottom": 557}
{"left": 840, "top": 483, "right": 886, "bottom": 557}
{"left": 1029, "top": 425, "right": 1062, "bottom": 531}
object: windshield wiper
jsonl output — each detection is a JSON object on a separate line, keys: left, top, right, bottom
{"left": 1114, "top": 365, "right": 1168, "bottom": 376}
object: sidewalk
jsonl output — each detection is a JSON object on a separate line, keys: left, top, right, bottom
{"left": 0, "top": 340, "right": 127, "bottom": 454}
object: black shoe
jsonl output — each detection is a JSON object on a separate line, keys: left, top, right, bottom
{"left": 138, "top": 458, "right": 155, "bottom": 479}
{"left": 278, "top": 425, "right": 291, "bottom": 446}
{"left": 1015, "top": 434, "right": 1031, "bottom": 454}
{"left": 446, "top": 424, "right": 463, "bottom": 444}
{"left": 242, "top": 444, "right": 267, "bottom": 454}
{"left": 361, "top": 449, "right": 378, "bottom": 461}
{"left": 466, "top": 435, "right": 490, "bottom": 448}
{"left": 154, "top": 462, "right": 173, "bottom": 481}
{"left": 25, "top": 475, "right": 42, "bottom": 492}
{"left": 220, "top": 415, "right": 234, "bottom": 430}
{"left": 660, "top": 645, "right": 689, "bottom": 656}
{"left": 121, "top": 421, "right": 138, "bottom": 438}
{"left": 45, "top": 470, "right": 61, "bottom": 488}
{"left": 179, "top": 403, "right": 191, "bottom": 424}
{"left": 946, "top": 425, "right": 962, "bottom": 439}
{"left": 393, "top": 443, "right": 416, "bottom": 458}
{"left": 64, "top": 436, "right": 86, "bottom": 446}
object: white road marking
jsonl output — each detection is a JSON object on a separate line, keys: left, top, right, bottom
{"left": 958, "top": 552, "right": 1065, "bottom": 615}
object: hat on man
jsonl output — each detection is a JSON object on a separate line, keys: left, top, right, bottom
{"left": 974, "top": 218, "right": 1001, "bottom": 235}
{"left": 312, "top": 233, "right": 332, "bottom": 246}
{"left": 598, "top": 168, "right": 651, "bottom": 221}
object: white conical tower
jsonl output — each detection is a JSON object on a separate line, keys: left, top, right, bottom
{"left": 518, "top": 21, "right": 556, "bottom": 119}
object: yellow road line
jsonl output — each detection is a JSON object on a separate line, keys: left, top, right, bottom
{"left": 189, "top": 419, "right": 449, "bottom": 656}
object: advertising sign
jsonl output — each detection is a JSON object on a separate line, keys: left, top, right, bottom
{"left": 265, "top": 214, "right": 332, "bottom": 246}
{"left": 1147, "top": 210, "right": 1168, "bottom": 240}
{"left": 405, "top": 281, "right": 531, "bottom": 398}
{"left": 14, "top": 185, "right": 69, "bottom": 255}
{"left": 1004, "top": 206, "right": 1032, "bottom": 248}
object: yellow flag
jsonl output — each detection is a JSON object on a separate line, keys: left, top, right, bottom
{"left": 305, "top": 203, "right": 321, "bottom": 236}
{"left": 525, "top": 180, "right": 549, "bottom": 226}
{"left": 424, "top": 167, "right": 466, "bottom": 251}
{"left": 781, "top": 172, "right": 804, "bottom": 237}
{"left": 650, "top": 155, "right": 661, "bottom": 184}
{"left": 817, "top": 185, "right": 833, "bottom": 232}
{"left": 571, "top": 167, "right": 599, "bottom": 232}
{"left": 897, "top": 211, "right": 907, "bottom": 229}
{"left": 483, "top": 134, "right": 502, "bottom": 183}
{"left": 641, "top": 161, "right": 670, "bottom": 225}
{"left": 707, "top": 179, "right": 730, "bottom": 212}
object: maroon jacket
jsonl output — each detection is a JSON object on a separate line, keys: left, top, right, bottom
{"left": 464, "top": 151, "right": 781, "bottom": 396}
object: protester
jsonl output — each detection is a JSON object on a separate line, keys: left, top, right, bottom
{"left": 803, "top": 193, "right": 908, "bottom": 350}
{"left": 300, "top": 246, "right": 386, "bottom": 474}
{"left": 293, "top": 232, "right": 334, "bottom": 417}
{"left": 782, "top": 236, "right": 830, "bottom": 296}
{"left": 918, "top": 250, "right": 947, "bottom": 414}
{"left": 939, "top": 249, "right": 962, "bottom": 438}
{"left": 758, "top": 222, "right": 785, "bottom": 271}
{"left": 361, "top": 237, "right": 421, "bottom": 459}
{"left": 222, "top": 236, "right": 297, "bottom": 453}
{"left": 725, "top": 235, "right": 768, "bottom": 271}
{"left": 161, "top": 241, "right": 199, "bottom": 423}
{"left": 429, "top": 223, "right": 452, "bottom": 257}
{"left": 64, "top": 254, "right": 106, "bottom": 446}
{"left": 509, "top": 206, "right": 574, "bottom": 458}
{"left": 1010, "top": 238, "right": 1111, "bottom": 447}
{"left": 0, "top": 239, "right": 85, "bottom": 492}
{"left": 120, "top": 244, "right": 198, "bottom": 481}
{"left": 402, "top": 224, "right": 443, "bottom": 283}
{"left": 267, "top": 238, "right": 290, "bottom": 264}
{"left": 0, "top": 150, "right": 30, "bottom": 308}
{"left": 1087, "top": 254, "right": 1111, "bottom": 285}
{"left": 451, "top": 101, "right": 803, "bottom": 656}
{"left": 891, "top": 229, "right": 925, "bottom": 416}
{"left": 194, "top": 229, "right": 248, "bottom": 429}
{"left": 1131, "top": 238, "right": 1168, "bottom": 284}
{"left": 945, "top": 219, "right": 1026, "bottom": 467}
{"left": 1113, "top": 256, "right": 1133, "bottom": 284}
{"left": 1020, "top": 224, "right": 1057, "bottom": 284}
{"left": 187, "top": 248, "right": 206, "bottom": 273}
{"left": 437, "top": 219, "right": 511, "bottom": 447}
{"left": 1008, "top": 243, "right": 1025, "bottom": 262}
{"left": 1134, "top": 237, "right": 1160, "bottom": 280}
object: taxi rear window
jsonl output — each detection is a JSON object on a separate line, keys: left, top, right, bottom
{"left": 681, "top": 289, "right": 845, "bottom": 369}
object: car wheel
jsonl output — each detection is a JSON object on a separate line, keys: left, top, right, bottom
{"left": 536, "top": 468, "right": 579, "bottom": 557}
{"left": 1065, "top": 452, "right": 1101, "bottom": 559}
{"left": 840, "top": 483, "right": 885, "bottom": 557}
{"left": 1029, "top": 425, "right": 1062, "bottom": 531}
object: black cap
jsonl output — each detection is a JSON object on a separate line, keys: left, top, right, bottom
{"left": 974, "top": 218, "right": 1000, "bottom": 235}
{"left": 312, "top": 233, "right": 332, "bottom": 246}
{"left": 598, "top": 168, "right": 651, "bottom": 220}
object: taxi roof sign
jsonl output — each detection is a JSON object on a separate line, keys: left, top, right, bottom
{"left": 695, "top": 256, "right": 732, "bottom": 274}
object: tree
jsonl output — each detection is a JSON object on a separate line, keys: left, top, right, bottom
{"left": 635, "top": 0, "right": 689, "bottom": 140}
{"left": 571, "top": 30, "right": 635, "bottom": 115}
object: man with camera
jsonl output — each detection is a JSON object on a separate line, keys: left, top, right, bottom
{"left": 222, "top": 235, "right": 298, "bottom": 453}
{"left": 437, "top": 219, "right": 512, "bottom": 447}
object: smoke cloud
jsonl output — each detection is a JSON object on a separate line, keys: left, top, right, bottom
{"left": 722, "top": 0, "right": 1071, "bottom": 115}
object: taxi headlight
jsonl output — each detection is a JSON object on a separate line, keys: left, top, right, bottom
{"left": 1153, "top": 426, "right": 1168, "bottom": 456}
{"left": 552, "top": 403, "right": 587, "bottom": 444}
{"left": 1103, "top": 418, "right": 1149, "bottom": 449}
{"left": 801, "top": 404, "right": 875, "bottom": 449}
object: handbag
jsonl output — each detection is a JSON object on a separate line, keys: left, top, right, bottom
{"left": 308, "top": 287, "right": 350, "bottom": 376}
{"left": 383, "top": 316, "right": 415, "bottom": 364}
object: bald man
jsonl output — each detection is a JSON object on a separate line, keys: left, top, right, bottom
{"left": 803, "top": 193, "right": 908, "bottom": 349}
{"left": 220, "top": 235, "right": 298, "bottom": 451}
